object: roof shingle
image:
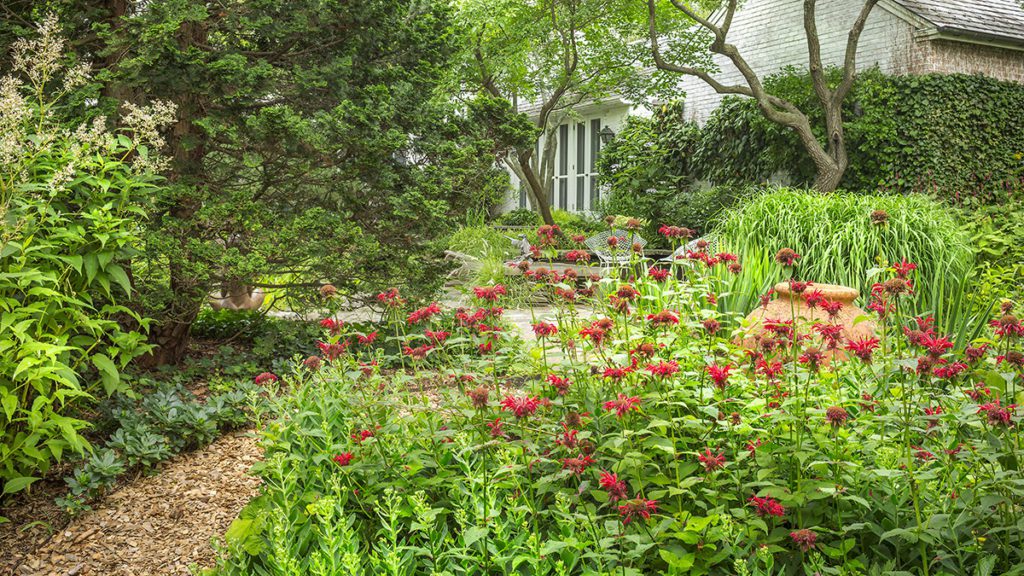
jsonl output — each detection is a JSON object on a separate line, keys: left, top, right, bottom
{"left": 895, "top": 0, "right": 1024, "bottom": 44}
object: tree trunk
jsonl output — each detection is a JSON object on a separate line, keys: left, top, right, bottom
{"left": 812, "top": 162, "right": 843, "bottom": 192}
{"left": 518, "top": 154, "right": 555, "bottom": 225}
{"left": 142, "top": 18, "right": 210, "bottom": 366}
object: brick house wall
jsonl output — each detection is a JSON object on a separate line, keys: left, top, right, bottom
{"left": 906, "top": 39, "right": 1024, "bottom": 83}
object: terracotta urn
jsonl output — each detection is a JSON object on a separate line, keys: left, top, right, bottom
{"left": 739, "top": 282, "right": 876, "bottom": 357}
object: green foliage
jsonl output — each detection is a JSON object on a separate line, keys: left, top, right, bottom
{"left": 713, "top": 188, "right": 986, "bottom": 340}
{"left": 3, "top": 4, "right": 508, "bottom": 363}
{"left": 212, "top": 259, "right": 1024, "bottom": 575}
{"left": 191, "top": 310, "right": 324, "bottom": 370}
{"left": 56, "top": 380, "right": 258, "bottom": 514}
{"left": 495, "top": 209, "right": 542, "bottom": 227}
{"left": 601, "top": 68, "right": 1024, "bottom": 200}
{"left": 959, "top": 195, "right": 1024, "bottom": 312}
{"left": 0, "top": 20, "right": 162, "bottom": 497}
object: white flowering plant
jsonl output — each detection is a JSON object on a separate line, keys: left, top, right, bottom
{"left": 0, "top": 16, "right": 175, "bottom": 500}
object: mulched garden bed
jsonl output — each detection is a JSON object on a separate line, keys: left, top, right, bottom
{"left": 2, "top": 430, "right": 261, "bottom": 576}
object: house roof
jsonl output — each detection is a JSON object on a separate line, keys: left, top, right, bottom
{"left": 894, "top": 0, "right": 1024, "bottom": 45}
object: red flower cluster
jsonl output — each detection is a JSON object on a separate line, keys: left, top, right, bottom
{"left": 351, "top": 429, "right": 374, "bottom": 443}
{"left": 707, "top": 363, "right": 732, "bottom": 390}
{"left": 561, "top": 454, "right": 595, "bottom": 475}
{"left": 377, "top": 288, "right": 404, "bottom": 307}
{"left": 775, "top": 248, "right": 800, "bottom": 267}
{"left": 547, "top": 374, "right": 571, "bottom": 396}
{"left": 748, "top": 495, "right": 785, "bottom": 517}
{"left": 356, "top": 331, "right": 378, "bottom": 345}
{"left": 646, "top": 360, "right": 679, "bottom": 378}
{"left": 603, "top": 366, "right": 633, "bottom": 381}
{"left": 790, "top": 529, "right": 817, "bottom": 552}
{"left": 500, "top": 395, "right": 542, "bottom": 418}
{"left": 845, "top": 337, "right": 880, "bottom": 363}
{"left": 599, "top": 470, "right": 628, "bottom": 502}
{"left": 403, "top": 344, "right": 433, "bottom": 360}
{"left": 979, "top": 399, "right": 1015, "bottom": 427}
{"left": 648, "top": 267, "right": 670, "bottom": 281}
{"left": 254, "top": 372, "right": 278, "bottom": 385}
{"left": 302, "top": 356, "right": 322, "bottom": 371}
{"left": 603, "top": 394, "right": 642, "bottom": 417}
{"left": 407, "top": 302, "right": 441, "bottom": 324}
{"left": 617, "top": 497, "right": 658, "bottom": 525}
{"left": 319, "top": 318, "right": 343, "bottom": 335}
{"left": 991, "top": 314, "right": 1024, "bottom": 338}
{"left": 425, "top": 330, "right": 450, "bottom": 345}
{"left": 825, "top": 406, "right": 849, "bottom": 427}
{"left": 658, "top": 225, "right": 694, "bottom": 240}
{"left": 318, "top": 340, "right": 348, "bottom": 361}
{"left": 537, "top": 224, "right": 561, "bottom": 246}
{"left": 473, "top": 285, "right": 507, "bottom": 302}
{"left": 565, "top": 249, "right": 591, "bottom": 263}
{"left": 532, "top": 322, "right": 558, "bottom": 338}
{"left": 333, "top": 452, "right": 354, "bottom": 467}
{"left": 698, "top": 448, "right": 726, "bottom": 472}
{"left": 646, "top": 310, "right": 679, "bottom": 327}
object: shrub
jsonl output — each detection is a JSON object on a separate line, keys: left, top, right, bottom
{"left": 600, "top": 68, "right": 1024, "bottom": 201}
{"left": 0, "top": 18, "right": 171, "bottom": 498}
{"left": 494, "top": 208, "right": 542, "bottom": 227}
{"left": 712, "top": 188, "right": 984, "bottom": 339}
{"left": 213, "top": 251, "right": 1024, "bottom": 575}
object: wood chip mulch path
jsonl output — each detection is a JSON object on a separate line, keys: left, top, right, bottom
{"left": 6, "top": 430, "right": 261, "bottom": 576}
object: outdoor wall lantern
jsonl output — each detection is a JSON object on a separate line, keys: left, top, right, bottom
{"left": 599, "top": 125, "right": 615, "bottom": 144}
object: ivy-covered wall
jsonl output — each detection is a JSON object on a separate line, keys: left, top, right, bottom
{"left": 600, "top": 69, "right": 1024, "bottom": 205}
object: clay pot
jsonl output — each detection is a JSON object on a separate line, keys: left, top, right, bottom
{"left": 739, "top": 282, "right": 876, "bottom": 357}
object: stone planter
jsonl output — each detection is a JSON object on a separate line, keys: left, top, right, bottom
{"left": 739, "top": 282, "right": 876, "bottom": 357}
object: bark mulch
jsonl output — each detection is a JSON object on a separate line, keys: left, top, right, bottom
{"left": 4, "top": 430, "right": 261, "bottom": 576}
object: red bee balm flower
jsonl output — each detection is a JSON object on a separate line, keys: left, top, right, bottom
{"left": 748, "top": 495, "right": 785, "bottom": 517}
{"left": 424, "top": 330, "right": 450, "bottom": 345}
{"left": 377, "top": 288, "right": 404, "bottom": 307}
{"left": 646, "top": 310, "right": 679, "bottom": 327}
{"left": 707, "top": 363, "right": 732, "bottom": 391}
{"left": 532, "top": 322, "right": 558, "bottom": 338}
{"left": 893, "top": 259, "right": 917, "bottom": 278}
{"left": 547, "top": 374, "right": 572, "bottom": 395}
{"left": 646, "top": 360, "right": 680, "bottom": 378}
{"left": 565, "top": 249, "right": 591, "bottom": 263}
{"left": 617, "top": 497, "right": 658, "bottom": 525}
{"left": 500, "top": 395, "right": 541, "bottom": 418}
{"left": 403, "top": 344, "right": 433, "bottom": 360}
{"left": 648, "top": 267, "right": 670, "bottom": 281}
{"left": 473, "top": 285, "right": 507, "bottom": 302}
{"left": 604, "top": 394, "right": 642, "bottom": 417}
{"left": 599, "top": 470, "right": 628, "bottom": 502}
{"left": 825, "top": 406, "right": 849, "bottom": 427}
{"left": 698, "top": 448, "right": 726, "bottom": 472}
{"left": 702, "top": 318, "right": 721, "bottom": 335}
{"left": 320, "top": 318, "right": 343, "bottom": 335}
{"left": 407, "top": 302, "right": 441, "bottom": 324}
{"left": 790, "top": 529, "right": 817, "bottom": 552}
{"left": 775, "top": 248, "right": 801, "bottom": 267}
{"left": 351, "top": 429, "right": 374, "bottom": 443}
{"left": 845, "top": 337, "right": 880, "bottom": 363}
{"left": 254, "top": 372, "right": 278, "bottom": 385}
{"left": 561, "top": 454, "right": 595, "bottom": 475}
{"left": 333, "top": 452, "right": 354, "bottom": 467}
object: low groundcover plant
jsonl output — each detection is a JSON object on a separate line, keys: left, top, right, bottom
{"left": 212, "top": 218, "right": 1024, "bottom": 576}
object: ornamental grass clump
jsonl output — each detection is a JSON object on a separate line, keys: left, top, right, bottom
{"left": 214, "top": 221, "right": 1024, "bottom": 576}
{"left": 713, "top": 188, "right": 986, "bottom": 341}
